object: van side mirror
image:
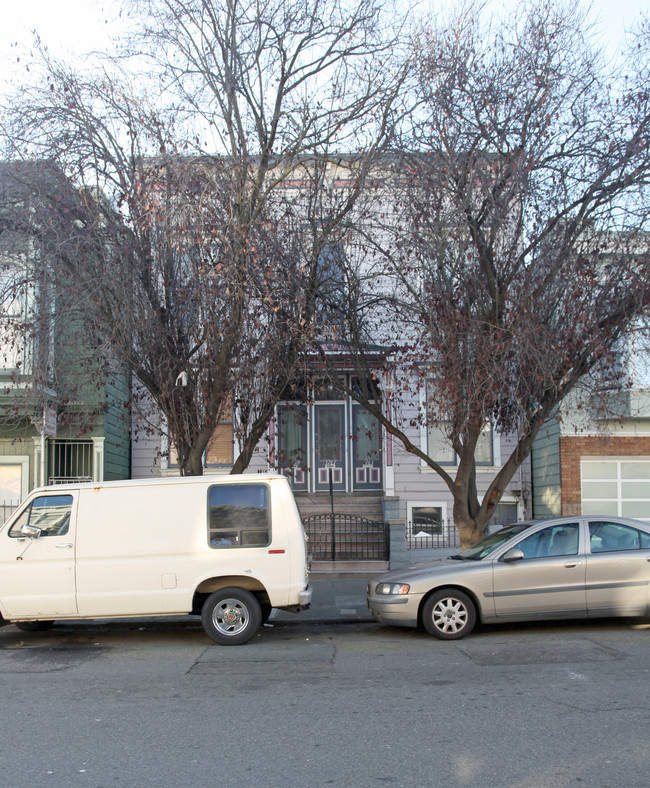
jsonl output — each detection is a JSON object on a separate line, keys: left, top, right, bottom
{"left": 21, "top": 524, "right": 41, "bottom": 539}
{"left": 501, "top": 547, "right": 524, "bottom": 562}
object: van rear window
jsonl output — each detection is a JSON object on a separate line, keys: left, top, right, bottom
{"left": 208, "top": 484, "right": 270, "bottom": 548}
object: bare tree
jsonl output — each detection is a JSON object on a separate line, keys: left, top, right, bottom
{"left": 333, "top": 1, "right": 650, "bottom": 546}
{"left": 1, "top": 0, "right": 404, "bottom": 475}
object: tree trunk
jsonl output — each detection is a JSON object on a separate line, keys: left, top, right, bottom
{"left": 181, "top": 452, "right": 204, "bottom": 476}
{"left": 453, "top": 504, "right": 486, "bottom": 550}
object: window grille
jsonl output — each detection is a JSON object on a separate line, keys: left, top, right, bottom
{"left": 48, "top": 440, "right": 93, "bottom": 484}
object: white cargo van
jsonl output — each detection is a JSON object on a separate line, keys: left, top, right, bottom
{"left": 0, "top": 474, "right": 311, "bottom": 645}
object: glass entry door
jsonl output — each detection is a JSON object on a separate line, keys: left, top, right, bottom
{"left": 314, "top": 404, "right": 346, "bottom": 492}
{"left": 352, "top": 405, "right": 382, "bottom": 490}
{"left": 276, "top": 377, "right": 384, "bottom": 493}
{"left": 277, "top": 406, "right": 308, "bottom": 491}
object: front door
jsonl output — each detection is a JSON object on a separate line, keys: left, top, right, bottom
{"left": 0, "top": 493, "right": 78, "bottom": 618}
{"left": 352, "top": 405, "right": 382, "bottom": 490}
{"left": 314, "top": 404, "right": 346, "bottom": 492}
{"left": 277, "top": 405, "right": 308, "bottom": 491}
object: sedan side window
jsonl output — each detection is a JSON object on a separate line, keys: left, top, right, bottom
{"left": 8, "top": 495, "right": 73, "bottom": 538}
{"left": 589, "top": 522, "right": 640, "bottom": 553}
{"left": 515, "top": 523, "right": 579, "bottom": 559}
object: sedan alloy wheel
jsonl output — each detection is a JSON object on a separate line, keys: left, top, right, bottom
{"left": 422, "top": 588, "right": 477, "bottom": 640}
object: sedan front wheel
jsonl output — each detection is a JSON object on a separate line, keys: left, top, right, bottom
{"left": 422, "top": 589, "right": 476, "bottom": 640}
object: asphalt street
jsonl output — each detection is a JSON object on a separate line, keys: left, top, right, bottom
{"left": 0, "top": 574, "right": 648, "bottom": 788}
{"left": 271, "top": 571, "right": 375, "bottom": 623}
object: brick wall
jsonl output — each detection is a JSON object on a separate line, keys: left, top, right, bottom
{"left": 559, "top": 435, "right": 650, "bottom": 515}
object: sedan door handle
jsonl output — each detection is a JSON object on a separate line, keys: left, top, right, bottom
{"left": 55, "top": 543, "right": 73, "bottom": 549}
{"left": 563, "top": 561, "right": 582, "bottom": 568}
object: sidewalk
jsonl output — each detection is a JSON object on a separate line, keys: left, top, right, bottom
{"left": 270, "top": 572, "right": 376, "bottom": 624}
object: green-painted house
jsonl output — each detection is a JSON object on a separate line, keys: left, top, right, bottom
{"left": 0, "top": 162, "right": 130, "bottom": 519}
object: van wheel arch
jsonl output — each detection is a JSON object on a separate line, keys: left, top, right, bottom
{"left": 192, "top": 578, "right": 269, "bottom": 617}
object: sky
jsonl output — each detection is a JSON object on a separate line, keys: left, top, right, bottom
{"left": 0, "top": 0, "right": 647, "bottom": 85}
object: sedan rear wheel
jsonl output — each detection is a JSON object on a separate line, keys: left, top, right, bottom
{"left": 422, "top": 589, "right": 476, "bottom": 640}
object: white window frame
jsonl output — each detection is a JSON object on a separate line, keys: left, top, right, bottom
{"left": 0, "top": 258, "right": 34, "bottom": 374}
{"left": 627, "top": 325, "right": 650, "bottom": 389}
{"left": 421, "top": 381, "right": 501, "bottom": 468}
{"left": 407, "top": 501, "right": 449, "bottom": 538}
{"left": 0, "top": 455, "right": 30, "bottom": 504}
{"left": 421, "top": 414, "right": 500, "bottom": 469}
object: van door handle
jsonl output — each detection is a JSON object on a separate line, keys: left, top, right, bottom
{"left": 56, "top": 543, "right": 73, "bottom": 549}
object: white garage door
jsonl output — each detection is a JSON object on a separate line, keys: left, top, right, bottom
{"left": 581, "top": 459, "right": 650, "bottom": 521}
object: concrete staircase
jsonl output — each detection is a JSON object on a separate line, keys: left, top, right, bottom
{"left": 294, "top": 491, "right": 383, "bottom": 521}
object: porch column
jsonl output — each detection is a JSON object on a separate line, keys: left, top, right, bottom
{"left": 32, "top": 436, "right": 44, "bottom": 487}
{"left": 92, "top": 437, "right": 105, "bottom": 482}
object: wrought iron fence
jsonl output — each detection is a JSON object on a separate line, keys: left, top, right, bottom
{"left": 303, "top": 513, "right": 389, "bottom": 561}
{"left": 407, "top": 519, "right": 462, "bottom": 549}
{"left": 0, "top": 501, "right": 19, "bottom": 525}
{"left": 407, "top": 518, "right": 523, "bottom": 549}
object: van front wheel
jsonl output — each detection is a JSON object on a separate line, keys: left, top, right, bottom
{"left": 201, "top": 588, "right": 262, "bottom": 645}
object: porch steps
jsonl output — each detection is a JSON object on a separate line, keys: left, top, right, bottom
{"left": 310, "top": 561, "right": 388, "bottom": 573}
{"left": 297, "top": 493, "right": 387, "bottom": 567}
{"left": 295, "top": 492, "right": 383, "bottom": 521}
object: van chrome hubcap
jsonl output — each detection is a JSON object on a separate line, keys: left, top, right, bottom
{"left": 213, "top": 598, "right": 248, "bottom": 635}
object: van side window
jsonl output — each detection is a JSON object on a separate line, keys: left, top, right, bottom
{"left": 8, "top": 495, "right": 73, "bottom": 538}
{"left": 208, "top": 484, "right": 270, "bottom": 548}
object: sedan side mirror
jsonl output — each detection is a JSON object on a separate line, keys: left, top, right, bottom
{"left": 501, "top": 547, "right": 524, "bottom": 562}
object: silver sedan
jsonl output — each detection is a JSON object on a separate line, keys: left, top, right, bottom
{"left": 367, "top": 516, "right": 650, "bottom": 639}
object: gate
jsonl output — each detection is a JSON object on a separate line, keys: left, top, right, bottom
{"left": 302, "top": 513, "right": 388, "bottom": 561}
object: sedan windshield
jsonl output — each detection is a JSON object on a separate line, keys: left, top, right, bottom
{"left": 453, "top": 522, "right": 533, "bottom": 560}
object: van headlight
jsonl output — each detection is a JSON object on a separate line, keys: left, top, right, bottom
{"left": 375, "top": 582, "right": 410, "bottom": 595}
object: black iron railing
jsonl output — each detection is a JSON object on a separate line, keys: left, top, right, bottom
{"left": 0, "top": 501, "right": 19, "bottom": 525}
{"left": 406, "top": 518, "right": 522, "bottom": 549}
{"left": 303, "top": 513, "right": 388, "bottom": 561}
{"left": 406, "top": 520, "right": 462, "bottom": 549}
